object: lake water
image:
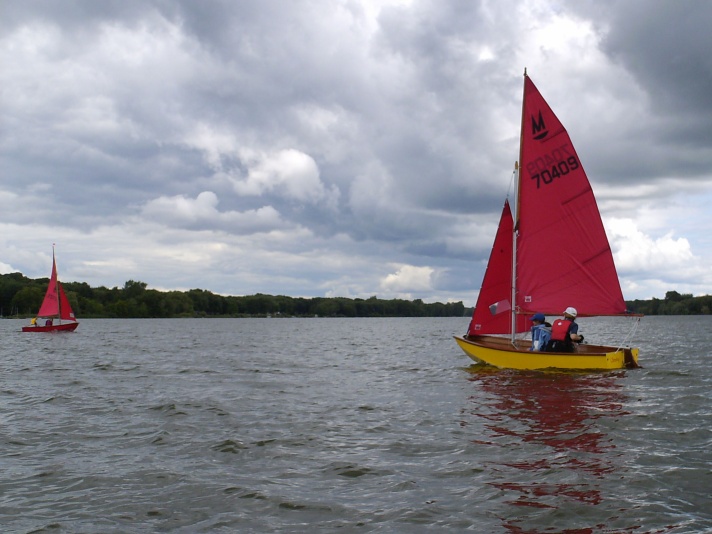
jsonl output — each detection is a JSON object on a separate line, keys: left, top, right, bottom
{"left": 1, "top": 316, "right": 710, "bottom": 533}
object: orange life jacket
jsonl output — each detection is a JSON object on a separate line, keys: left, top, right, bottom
{"left": 550, "top": 319, "right": 573, "bottom": 341}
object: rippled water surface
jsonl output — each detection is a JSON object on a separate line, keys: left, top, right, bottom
{"left": 2, "top": 316, "right": 711, "bottom": 533}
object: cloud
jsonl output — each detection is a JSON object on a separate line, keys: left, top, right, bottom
{"left": 1, "top": 0, "right": 712, "bottom": 305}
{"left": 233, "top": 148, "right": 338, "bottom": 206}
{"left": 610, "top": 218, "right": 695, "bottom": 272}
{"left": 608, "top": 217, "right": 712, "bottom": 298}
{"left": 381, "top": 264, "right": 435, "bottom": 293}
{"left": 181, "top": 125, "right": 341, "bottom": 209}
{"left": 141, "top": 191, "right": 287, "bottom": 233}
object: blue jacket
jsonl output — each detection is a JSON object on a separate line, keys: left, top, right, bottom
{"left": 530, "top": 324, "right": 551, "bottom": 351}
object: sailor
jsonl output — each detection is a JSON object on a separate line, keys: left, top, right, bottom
{"left": 529, "top": 313, "right": 551, "bottom": 351}
{"left": 31, "top": 317, "right": 38, "bottom": 326}
{"left": 545, "top": 307, "right": 583, "bottom": 352}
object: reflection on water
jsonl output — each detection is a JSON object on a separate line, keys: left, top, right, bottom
{"left": 464, "top": 366, "right": 630, "bottom": 530}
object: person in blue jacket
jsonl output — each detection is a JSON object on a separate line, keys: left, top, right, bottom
{"left": 529, "top": 313, "right": 551, "bottom": 351}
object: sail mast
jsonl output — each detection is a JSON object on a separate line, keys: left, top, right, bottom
{"left": 53, "top": 244, "right": 61, "bottom": 323}
{"left": 511, "top": 68, "right": 527, "bottom": 341}
{"left": 510, "top": 164, "right": 518, "bottom": 341}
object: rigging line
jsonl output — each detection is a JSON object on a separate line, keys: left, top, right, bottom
{"left": 505, "top": 165, "right": 518, "bottom": 202}
{"left": 615, "top": 316, "right": 641, "bottom": 351}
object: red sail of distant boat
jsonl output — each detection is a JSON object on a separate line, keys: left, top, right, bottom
{"left": 515, "top": 76, "right": 626, "bottom": 317}
{"left": 22, "top": 248, "right": 79, "bottom": 333}
{"left": 468, "top": 200, "right": 527, "bottom": 335}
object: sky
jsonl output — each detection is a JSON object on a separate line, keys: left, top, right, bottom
{"left": 2, "top": 0, "right": 712, "bottom": 307}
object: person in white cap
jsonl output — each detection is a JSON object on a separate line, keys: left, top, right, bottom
{"left": 545, "top": 307, "right": 583, "bottom": 352}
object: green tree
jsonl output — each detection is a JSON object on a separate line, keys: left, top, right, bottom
{"left": 78, "top": 296, "right": 105, "bottom": 317}
{"left": 163, "top": 291, "right": 195, "bottom": 316}
{"left": 123, "top": 280, "right": 148, "bottom": 299}
{"left": 0, "top": 273, "right": 27, "bottom": 313}
{"left": 240, "top": 294, "right": 273, "bottom": 315}
{"left": 10, "top": 286, "right": 44, "bottom": 315}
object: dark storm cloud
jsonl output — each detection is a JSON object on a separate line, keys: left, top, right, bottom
{"left": 597, "top": 2, "right": 712, "bottom": 115}
{"left": 570, "top": 1, "right": 712, "bottom": 181}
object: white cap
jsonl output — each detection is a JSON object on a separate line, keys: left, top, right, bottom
{"left": 564, "top": 307, "right": 577, "bottom": 318}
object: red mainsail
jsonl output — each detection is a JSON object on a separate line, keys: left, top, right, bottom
{"left": 515, "top": 76, "right": 626, "bottom": 317}
{"left": 468, "top": 201, "right": 528, "bottom": 335}
{"left": 466, "top": 74, "right": 627, "bottom": 337}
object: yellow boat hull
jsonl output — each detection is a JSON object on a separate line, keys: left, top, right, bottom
{"left": 454, "top": 334, "right": 639, "bottom": 370}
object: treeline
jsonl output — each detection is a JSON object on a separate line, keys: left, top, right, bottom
{"left": 4, "top": 271, "right": 709, "bottom": 319}
{"left": 626, "top": 291, "right": 712, "bottom": 315}
{"left": 0, "top": 272, "right": 466, "bottom": 318}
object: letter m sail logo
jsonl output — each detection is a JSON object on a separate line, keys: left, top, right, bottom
{"left": 531, "top": 110, "right": 548, "bottom": 140}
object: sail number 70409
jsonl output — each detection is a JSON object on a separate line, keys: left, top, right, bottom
{"left": 526, "top": 143, "right": 581, "bottom": 189}
{"left": 529, "top": 156, "right": 580, "bottom": 189}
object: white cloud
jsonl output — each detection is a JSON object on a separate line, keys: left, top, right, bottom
{"left": 183, "top": 124, "right": 240, "bottom": 171}
{"left": 381, "top": 264, "right": 435, "bottom": 293}
{"left": 609, "top": 218, "right": 695, "bottom": 272}
{"left": 234, "top": 148, "right": 337, "bottom": 205}
{"left": 608, "top": 217, "right": 712, "bottom": 298}
{"left": 182, "top": 126, "right": 341, "bottom": 208}
{"left": 141, "top": 191, "right": 287, "bottom": 233}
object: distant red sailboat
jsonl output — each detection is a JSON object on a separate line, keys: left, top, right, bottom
{"left": 22, "top": 247, "right": 79, "bottom": 333}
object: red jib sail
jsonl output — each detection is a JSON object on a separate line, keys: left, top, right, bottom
{"left": 515, "top": 75, "right": 626, "bottom": 317}
{"left": 37, "top": 253, "right": 76, "bottom": 321}
{"left": 58, "top": 284, "right": 76, "bottom": 321}
{"left": 468, "top": 201, "right": 528, "bottom": 335}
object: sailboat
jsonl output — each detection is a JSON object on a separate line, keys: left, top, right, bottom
{"left": 22, "top": 247, "right": 79, "bottom": 333}
{"left": 454, "top": 71, "right": 640, "bottom": 370}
